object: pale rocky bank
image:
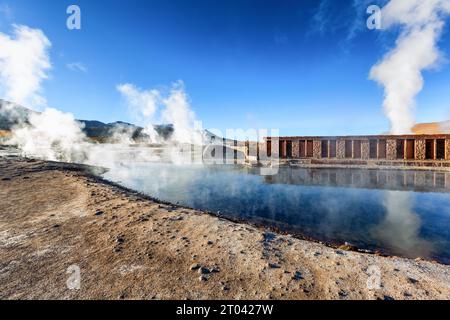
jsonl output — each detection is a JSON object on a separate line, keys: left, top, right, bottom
{"left": 0, "top": 156, "right": 449, "bottom": 300}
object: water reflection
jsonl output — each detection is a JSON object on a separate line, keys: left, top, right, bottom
{"left": 372, "top": 191, "right": 433, "bottom": 259}
{"left": 261, "top": 167, "right": 450, "bottom": 193}
{"left": 103, "top": 163, "right": 450, "bottom": 264}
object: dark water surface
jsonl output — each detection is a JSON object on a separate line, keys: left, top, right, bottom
{"left": 103, "top": 164, "right": 450, "bottom": 264}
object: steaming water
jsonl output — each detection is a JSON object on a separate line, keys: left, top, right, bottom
{"left": 103, "top": 163, "right": 450, "bottom": 264}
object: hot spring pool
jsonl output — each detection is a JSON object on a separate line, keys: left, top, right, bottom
{"left": 103, "top": 163, "right": 450, "bottom": 264}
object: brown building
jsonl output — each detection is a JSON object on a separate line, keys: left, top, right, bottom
{"left": 263, "top": 135, "right": 450, "bottom": 168}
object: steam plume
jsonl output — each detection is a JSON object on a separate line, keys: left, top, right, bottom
{"left": 161, "top": 81, "right": 201, "bottom": 145}
{"left": 0, "top": 24, "right": 90, "bottom": 161}
{"left": 370, "top": 0, "right": 450, "bottom": 134}
{"left": 11, "top": 108, "right": 87, "bottom": 162}
{"left": 117, "top": 81, "right": 202, "bottom": 145}
{"left": 117, "top": 83, "right": 160, "bottom": 142}
{"left": 0, "top": 25, "right": 51, "bottom": 109}
{"left": 1, "top": 24, "right": 203, "bottom": 165}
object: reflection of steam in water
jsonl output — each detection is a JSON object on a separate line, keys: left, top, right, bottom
{"left": 102, "top": 163, "right": 450, "bottom": 263}
{"left": 371, "top": 191, "right": 433, "bottom": 259}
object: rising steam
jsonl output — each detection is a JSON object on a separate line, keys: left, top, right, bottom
{"left": 0, "top": 25, "right": 51, "bottom": 110}
{"left": 0, "top": 24, "right": 90, "bottom": 161}
{"left": 116, "top": 83, "right": 161, "bottom": 143}
{"left": 161, "top": 81, "right": 202, "bottom": 145}
{"left": 10, "top": 108, "right": 87, "bottom": 162}
{"left": 0, "top": 23, "right": 204, "bottom": 164}
{"left": 117, "top": 80, "right": 202, "bottom": 145}
{"left": 370, "top": 0, "right": 450, "bottom": 134}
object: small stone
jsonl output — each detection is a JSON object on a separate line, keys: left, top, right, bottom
{"left": 210, "top": 266, "right": 220, "bottom": 273}
{"left": 198, "top": 267, "right": 210, "bottom": 275}
{"left": 199, "top": 275, "right": 208, "bottom": 282}
{"left": 407, "top": 277, "right": 419, "bottom": 284}
{"left": 1, "top": 177, "right": 11, "bottom": 181}
{"left": 116, "top": 236, "right": 125, "bottom": 244}
{"left": 190, "top": 264, "right": 201, "bottom": 271}
{"left": 292, "top": 271, "right": 303, "bottom": 280}
{"left": 268, "top": 263, "right": 281, "bottom": 269}
{"left": 222, "top": 285, "right": 230, "bottom": 291}
{"left": 207, "top": 240, "right": 214, "bottom": 245}
{"left": 338, "top": 290, "right": 348, "bottom": 297}
{"left": 339, "top": 242, "right": 358, "bottom": 251}
{"left": 95, "top": 211, "right": 104, "bottom": 216}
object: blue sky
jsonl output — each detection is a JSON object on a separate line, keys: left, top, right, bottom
{"left": 1, "top": 0, "right": 450, "bottom": 136}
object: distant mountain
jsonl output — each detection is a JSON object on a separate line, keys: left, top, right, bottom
{"left": 0, "top": 100, "right": 174, "bottom": 142}
{"left": 79, "top": 120, "right": 174, "bottom": 142}
{"left": 203, "top": 129, "right": 238, "bottom": 146}
{"left": 0, "top": 99, "right": 37, "bottom": 129}
{"left": 9, "top": 99, "right": 449, "bottom": 142}
{"left": 79, "top": 120, "right": 142, "bottom": 142}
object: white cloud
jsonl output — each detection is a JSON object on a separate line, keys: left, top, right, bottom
{"left": 310, "top": 0, "right": 372, "bottom": 38}
{"left": 66, "top": 62, "right": 87, "bottom": 73}
{"left": 310, "top": 0, "right": 332, "bottom": 36}
{"left": 0, "top": 4, "right": 13, "bottom": 20}
{"left": 0, "top": 24, "right": 51, "bottom": 109}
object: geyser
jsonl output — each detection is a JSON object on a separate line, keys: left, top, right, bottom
{"left": 370, "top": 0, "right": 450, "bottom": 134}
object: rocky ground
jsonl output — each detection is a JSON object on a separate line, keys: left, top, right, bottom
{"left": 0, "top": 155, "right": 449, "bottom": 300}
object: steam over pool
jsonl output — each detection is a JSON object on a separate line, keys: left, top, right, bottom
{"left": 103, "top": 163, "right": 450, "bottom": 264}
